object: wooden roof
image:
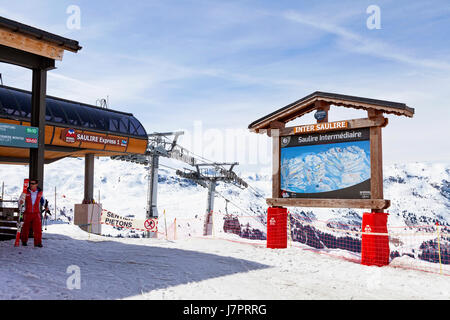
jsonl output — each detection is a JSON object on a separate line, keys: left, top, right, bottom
{"left": 0, "top": 16, "right": 81, "bottom": 52}
{"left": 0, "top": 16, "right": 81, "bottom": 61}
{"left": 248, "top": 91, "right": 415, "bottom": 132}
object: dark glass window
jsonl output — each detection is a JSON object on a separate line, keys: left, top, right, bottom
{"left": 119, "top": 118, "right": 129, "bottom": 134}
{"left": 129, "top": 119, "right": 138, "bottom": 135}
{"left": 137, "top": 126, "right": 146, "bottom": 136}
{"left": 130, "top": 118, "right": 146, "bottom": 136}
{"left": 13, "top": 91, "right": 31, "bottom": 118}
{"left": 76, "top": 107, "right": 95, "bottom": 128}
{"left": 89, "top": 109, "right": 107, "bottom": 130}
{"left": 0, "top": 87, "right": 147, "bottom": 138}
{"left": 45, "top": 101, "right": 57, "bottom": 121}
{"left": 59, "top": 101, "right": 81, "bottom": 127}
{"left": 46, "top": 101, "right": 67, "bottom": 124}
{"left": 0, "top": 88, "right": 22, "bottom": 117}
{"left": 109, "top": 118, "right": 119, "bottom": 132}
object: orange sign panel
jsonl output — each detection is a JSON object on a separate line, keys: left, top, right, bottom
{"left": 294, "top": 120, "right": 348, "bottom": 134}
{"left": 59, "top": 128, "right": 128, "bottom": 148}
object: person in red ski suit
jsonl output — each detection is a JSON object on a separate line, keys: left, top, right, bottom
{"left": 19, "top": 179, "right": 48, "bottom": 247}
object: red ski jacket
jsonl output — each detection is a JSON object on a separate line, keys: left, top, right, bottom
{"left": 24, "top": 188, "right": 44, "bottom": 214}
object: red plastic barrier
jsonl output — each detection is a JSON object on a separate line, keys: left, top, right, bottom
{"left": 361, "top": 212, "right": 390, "bottom": 266}
{"left": 267, "top": 207, "right": 287, "bottom": 249}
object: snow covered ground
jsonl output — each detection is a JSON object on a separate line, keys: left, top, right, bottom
{"left": 0, "top": 159, "right": 449, "bottom": 300}
{"left": 0, "top": 223, "right": 448, "bottom": 300}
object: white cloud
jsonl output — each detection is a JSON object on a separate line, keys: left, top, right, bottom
{"left": 283, "top": 10, "right": 450, "bottom": 71}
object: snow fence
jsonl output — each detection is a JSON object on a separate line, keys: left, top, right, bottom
{"left": 82, "top": 208, "right": 450, "bottom": 277}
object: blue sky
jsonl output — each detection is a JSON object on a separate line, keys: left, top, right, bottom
{"left": 0, "top": 1, "right": 449, "bottom": 171}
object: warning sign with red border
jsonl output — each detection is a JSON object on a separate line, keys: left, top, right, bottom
{"left": 101, "top": 210, "right": 158, "bottom": 232}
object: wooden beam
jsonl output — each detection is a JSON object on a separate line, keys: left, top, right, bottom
{"left": 370, "top": 127, "right": 384, "bottom": 211}
{"left": 272, "top": 129, "right": 281, "bottom": 199}
{"left": 368, "top": 109, "right": 383, "bottom": 119}
{"left": 267, "top": 121, "right": 285, "bottom": 137}
{"left": 269, "top": 120, "right": 285, "bottom": 129}
{"left": 279, "top": 117, "right": 386, "bottom": 136}
{"left": 0, "top": 27, "right": 64, "bottom": 61}
{"left": 366, "top": 110, "right": 385, "bottom": 212}
{"left": 318, "top": 97, "right": 414, "bottom": 118}
{"left": 0, "top": 44, "right": 55, "bottom": 70}
{"left": 29, "top": 68, "right": 47, "bottom": 188}
{"left": 0, "top": 156, "right": 29, "bottom": 164}
{"left": 266, "top": 198, "right": 391, "bottom": 210}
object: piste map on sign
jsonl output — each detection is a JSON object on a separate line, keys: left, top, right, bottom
{"left": 280, "top": 142, "right": 371, "bottom": 194}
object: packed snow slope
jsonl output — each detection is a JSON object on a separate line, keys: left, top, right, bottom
{"left": 0, "top": 223, "right": 448, "bottom": 300}
{"left": 0, "top": 158, "right": 449, "bottom": 300}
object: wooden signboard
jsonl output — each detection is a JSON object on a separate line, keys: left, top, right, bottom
{"left": 267, "top": 114, "right": 389, "bottom": 210}
{"left": 248, "top": 92, "right": 414, "bottom": 211}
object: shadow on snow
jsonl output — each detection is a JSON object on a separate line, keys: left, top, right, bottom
{"left": 0, "top": 229, "right": 270, "bottom": 300}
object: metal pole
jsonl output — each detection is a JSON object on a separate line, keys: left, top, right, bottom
{"left": 145, "top": 159, "right": 151, "bottom": 238}
{"left": 149, "top": 154, "right": 159, "bottom": 218}
{"left": 204, "top": 180, "right": 216, "bottom": 236}
{"left": 206, "top": 180, "right": 216, "bottom": 216}
{"left": 164, "top": 209, "right": 167, "bottom": 240}
{"left": 288, "top": 211, "right": 292, "bottom": 247}
{"left": 84, "top": 154, "right": 95, "bottom": 203}
{"left": 437, "top": 223, "right": 442, "bottom": 275}
{"left": 146, "top": 154, "right": 159, "bottom": 238}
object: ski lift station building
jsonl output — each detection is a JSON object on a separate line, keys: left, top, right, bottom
{"left": 0, "top": 17, "right": 148, "bottom": 237}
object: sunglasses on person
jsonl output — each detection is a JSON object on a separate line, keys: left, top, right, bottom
{"left": 30, "top": 182, "right": 38, "bottom": 185}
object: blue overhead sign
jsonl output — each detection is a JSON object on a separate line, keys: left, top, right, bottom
{"left": 0, "top": 123, "right": 39, "bottom": 148}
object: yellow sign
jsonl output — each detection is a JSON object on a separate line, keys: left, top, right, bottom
{"left": 294, "top": 120, "right": 348, "bottom": 134}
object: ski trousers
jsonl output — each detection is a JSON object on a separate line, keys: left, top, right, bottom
{"left": 21, "top": 212, "right": 42, "bottom": 245}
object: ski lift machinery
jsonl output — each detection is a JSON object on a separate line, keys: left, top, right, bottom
{"left": 111, "top": 131, "right": 248, "bottom": 237}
